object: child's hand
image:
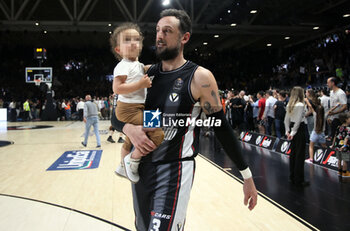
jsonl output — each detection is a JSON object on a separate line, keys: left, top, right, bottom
{"left": 139, "top": 74, "right": 152, "bottom": 88}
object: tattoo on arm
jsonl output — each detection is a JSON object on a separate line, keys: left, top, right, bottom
{"left": 211, "top": 90, "right": 219, "bottom": 105}
{"left": 203, "top": 101, "right": 215, "bottom": 114}
{"left": 202, "top": 84, "right": 210, "bottom": 88}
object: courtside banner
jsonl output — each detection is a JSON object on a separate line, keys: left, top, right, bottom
{"left": 253, "top": 134, "right": 276, "bottom": 150}
{"left": 47, "top": 150, "right": 102, "bottom": 171}
{"left": 313, "top": 148, "right": 338, "bottom": 170}
{"left": 242, "top": 132, "right": 259, "bottom": 145}
{"left": 240, "top": 131, "right": 276, "bottom": 150}
{"left": 275, "top": 139, "right": 291, "bottom": 155}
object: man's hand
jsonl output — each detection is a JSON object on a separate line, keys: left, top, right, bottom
{"left": 123, "top": 124, "right": 157, "bottom": 155}
{"left": 83, "top": 118, "right": 87, "bottom": 123}
{"left": 243, "top": 177, "right": 258, "bottom": 211}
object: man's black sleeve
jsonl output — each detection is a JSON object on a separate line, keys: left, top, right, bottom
{"left": 206, "top": 109, "right": 248, "bottom": 170}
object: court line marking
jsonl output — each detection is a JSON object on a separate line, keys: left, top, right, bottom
{"left": 198, "top": 154, "right": 320, "bottom": 231}
{"left": 0, "top": 193, "right": 131, "bottom": 231}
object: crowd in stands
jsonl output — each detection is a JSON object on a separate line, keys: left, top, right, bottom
{"left": 3, "top": 94, "right": 114, "bottom": 122}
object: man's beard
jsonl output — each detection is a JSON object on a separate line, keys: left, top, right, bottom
{"left": 156, "top": 43, "right": 181, "bottom": 61}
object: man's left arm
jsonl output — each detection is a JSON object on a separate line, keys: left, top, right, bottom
{"left": 191, "top": 67, "right": 257, "bottom": 210}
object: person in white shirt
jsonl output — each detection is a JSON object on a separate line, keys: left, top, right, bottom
{"left": 9, "top": 100, "right": 16, "bottom": 122}
{"left": 76, "top": 98, "right": 85, "bottom": 121}
{"left": 284, "top": 86, "right": 309, "bottom": 187}
{"left": 262, "top": 90, "right": 277, "bottom": 135}
{"left": 319, "top": 89, "right": 330, "bottom": 136}
{"left": 327, "top": 77, "right": 347, "bottom": 139}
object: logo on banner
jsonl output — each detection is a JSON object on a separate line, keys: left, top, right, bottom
{"left": 240, "top": 132, "right": 245, "bottom": 140}
{"left": 261, "top": 137, "right": 272, "bottom": 148}
{"left": 47, "top": 150, "right": 102, "bottom": 171}
{"left": 281, "top": 141, "right": 290, "bottom": 153}
{"left": 322, "top": 150, "right": 338, "bottom": 167}
{"left": 244, "top": 134, "right": 253, "bottom": 142}
{"left": 314, "top": 149, "right": 325, "bottom": 162}
{"left": 255, "top": 135, "right": 263, "bottom": 145}
{"left": 143, "top": 109, "right": 162, "bottom": 128}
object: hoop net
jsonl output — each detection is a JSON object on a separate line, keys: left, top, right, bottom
{"left": 34, "top": 79, "right": 41, "bottom": 86}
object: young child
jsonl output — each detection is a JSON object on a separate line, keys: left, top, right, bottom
{"left": 330, "top": 112, "right": 350, "bottom": 177}
{"left": 109, "top": 23, "right": 164, "bottom": 183}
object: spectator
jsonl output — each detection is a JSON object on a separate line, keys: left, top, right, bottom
{"left": 23, "top": 99, "right": 30, "bottom": 121}
{"left": 257, "top": 91, "right": 266, "bottom": 134}
{"left": 250, "top": 95, "right": 260, "bottom": 132}
{"left": 284, "top": 86, "right": 308, "bottom": 187}
{"left": 327, "top": 77, "right": 347, "bottom": 140}
{"left": 82, "top": 94, "right": 101, "bottom": 148}
{"left": 319, "top": 89, "right": 331, "bottom": 136}
{"left": 263, "top": 90, "right": 277, "bottom": 135}
{"left": 305, "top": 89, "right": 318, "bottom": 137}
{"left": 230, "top": 90, "right": 245, "bottom": 132}
{"left": 274, "top": 91, "right": 287, "bottom": 138}
{"left": 76, "top": 98, "right": 85, "bottom": 121}
{"left": 305, "top": 96, "right": 327, "bottom": 163}
{"left": 9, "top": 100, "right": 16, "bottom": 122}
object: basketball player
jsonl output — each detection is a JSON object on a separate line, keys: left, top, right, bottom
{"left": 115, "top": 9, "right": 257, "bottom": 231}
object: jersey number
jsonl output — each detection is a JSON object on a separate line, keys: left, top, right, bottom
{"left": 151, "top": 218, "right": 161, "bottom": 231}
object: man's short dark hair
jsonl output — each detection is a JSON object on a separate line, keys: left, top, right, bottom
{"left": 258, "top": 91, "right": 264, "bottom": 97}
{"left": 160, "top": 9, "right": 192, "bottom": 34}
{"left": 266, "top": 90, "right": 273, "bottom": 96}
{"left": 279, "top": 91, "right": 286, "bottom": 98}
{"left": 329, "top": 76, "right": 338, "bottom": 86}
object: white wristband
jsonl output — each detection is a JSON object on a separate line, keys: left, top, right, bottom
{"left": 240, "top": 167, "right": 252, "bottom": 180}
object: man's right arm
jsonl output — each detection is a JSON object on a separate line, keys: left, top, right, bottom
{"left": 113, "top": 113, "right": 156, "bottom": 155}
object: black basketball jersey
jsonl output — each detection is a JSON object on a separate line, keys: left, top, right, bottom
{"left": 144, "top": 60, "right": 201, "bottom": 163}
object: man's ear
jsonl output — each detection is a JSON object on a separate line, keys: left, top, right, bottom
{"left": 182, "top": 32, "right": 191, "bottom": 44}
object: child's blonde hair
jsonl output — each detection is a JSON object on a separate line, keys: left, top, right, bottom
{"left": 109, "top": 23, "right": 143, "bottom": 60}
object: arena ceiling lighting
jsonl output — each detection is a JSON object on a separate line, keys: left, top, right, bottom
{"left": 203, "top": 42, "right": 208, "bottom": 45}
{"left": 343, "top": 14, "right": 350, "bottom": 18}
{"left": 35, "top": 22, "right": 39, "bottom": 26}
{"left": 266, "top": 43, "right": 272, "bottom": 46}
{"left": 250, "top": 10, "right": 258, "bottom": 14}
{"left": 162, "top": 0, "right": 170, "bottom": 6}
{"left": 108, "top": 23, "right": 112, "bottom": 27}
{"left": 284, "top": 36, "right": 290, "bottom": 40}
{"left": 43, "top": 30, "right": 47, "bottom": 34}
{"left": 231, "top": 23, "right": 237, "bottom": 27}
{"left": 214, "top": 35, "right": 219, "bottom": 38}
{"left": 313, "top": 26, "right": 320, "bottom": 30}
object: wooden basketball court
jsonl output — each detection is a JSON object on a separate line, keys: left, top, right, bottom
{"left": 0, "top": 121, "right": 318, "bottom": 230}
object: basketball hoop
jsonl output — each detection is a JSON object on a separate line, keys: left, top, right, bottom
{"left": 34, "top": 79, "right": 41, "bottom": 86}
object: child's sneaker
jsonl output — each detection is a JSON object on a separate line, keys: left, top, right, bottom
{"left": 123, "top": 153, "right": 140, "bottom": 183}
{"left": 342, "top": 171, "right": 350, "bottom": 177}
{"left": 114, "top": 163, "right": 126, "bottom": 178}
